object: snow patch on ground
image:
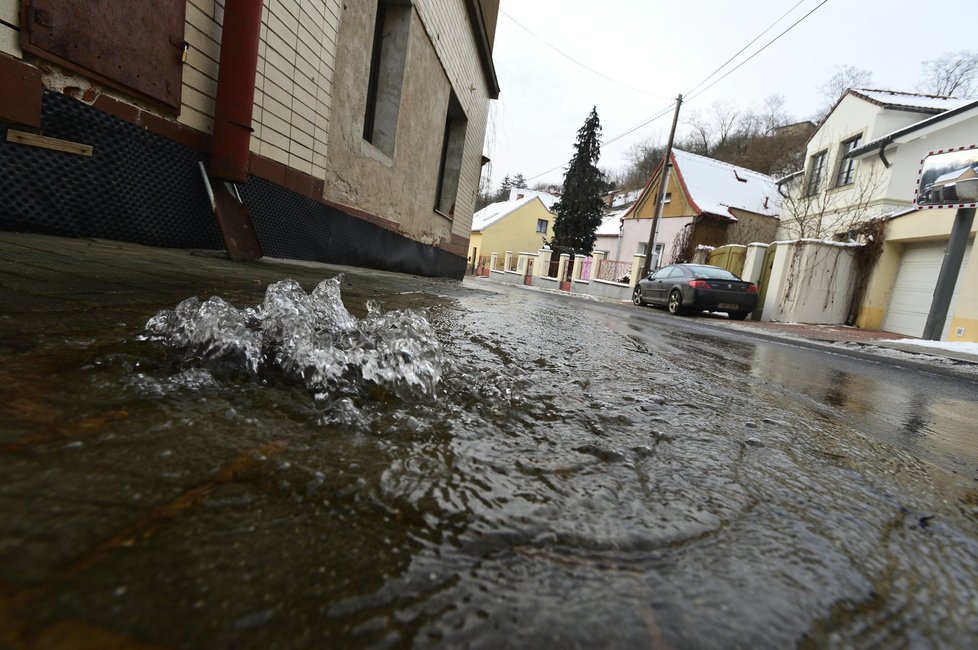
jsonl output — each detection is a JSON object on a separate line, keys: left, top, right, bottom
{"left": 882, "top": 340, "right": 978, "bottom": 356}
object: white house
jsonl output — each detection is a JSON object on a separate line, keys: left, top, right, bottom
{"left": 779, "top": 88, "right": 978, "bottom": 341}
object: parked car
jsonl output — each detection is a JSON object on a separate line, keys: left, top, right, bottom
{"left": 632, "top": 264, "right": 757, "bottom": 320}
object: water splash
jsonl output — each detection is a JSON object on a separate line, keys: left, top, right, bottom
{"left": 142, "top": 276, "right": 444, "bottom": 402}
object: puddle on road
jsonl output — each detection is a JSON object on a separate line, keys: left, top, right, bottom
{"left": 1, "top": 280, "right": 978, "bottom": 648}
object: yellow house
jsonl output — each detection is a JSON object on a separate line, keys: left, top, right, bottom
{"left": 469, "top": 196, "right": 555, "bottom": 270}
{"left": 620, "top": 150, "right": 780, "bottom": 266}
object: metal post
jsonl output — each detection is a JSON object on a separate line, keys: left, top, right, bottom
{"left": 922, "top": 207, "right": 975, "bottom": 340}
{"left": 641, "top": 94, "right": 683, "bottom": 278}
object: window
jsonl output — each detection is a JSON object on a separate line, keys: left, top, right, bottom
{"left": 806, "top": 150, "right": 828, "bottom": 195}
{"left": 363, "top": 0, "right": 411, "bottom": 155}
{"left": 835, "top": 134, "right": 862, "bottom": 186}
{"left": 434, "top": 91, "right": 468, "bottom": 216}
{"left": 536, "top": 219, "right": 548, "bottom": 234}
{"left": 662, "top": 192, "right": 672, "bottom": 204}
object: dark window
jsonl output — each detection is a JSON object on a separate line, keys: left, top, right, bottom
{"left": 363, "top": 0, "right": 411, "bottom": 155}
{"left": 806, "top": 150, "right": 827, "bottom": 195}
{"left": 835, "top": 134, "right": 862, "bottom": 186}
{"left": 435, "top": 91, "right": 468, "bottom": 216}
{"left": 536, "top": 219, "right": 548, "bottom": 234}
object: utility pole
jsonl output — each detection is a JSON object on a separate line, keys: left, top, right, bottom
{"left": 641, "top": 94, "right": 683, "bottom": 278}
{"left": 922, "top": 206, "right": 975, "bottom": 340}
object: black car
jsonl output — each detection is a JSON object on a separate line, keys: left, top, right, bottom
{"left": 632, "top": 263, "right": 758, "bottom": 320}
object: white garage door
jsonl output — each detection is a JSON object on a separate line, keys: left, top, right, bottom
{"left": 883, "top": 240, "right": 973, "bottom": 338}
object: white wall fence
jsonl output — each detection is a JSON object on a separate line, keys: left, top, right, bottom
{"left": 487, "top": 250, "right": 646, "bottom": 301}
{"left": 485, "top": 240, "right": 864, "bottom": 326}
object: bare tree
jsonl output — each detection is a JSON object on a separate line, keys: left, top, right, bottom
{"left": 918, "top": 50, "right": 978, "bottom": 97}
{"left": 815, "top": 65, "right": 873, "bottom": 122}
{"left": 778, "top": 160, "right": 886, "bottom": 240}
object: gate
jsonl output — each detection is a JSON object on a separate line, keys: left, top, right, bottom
{"left": 753, "top": 243, "right": 778, "bottom": 320}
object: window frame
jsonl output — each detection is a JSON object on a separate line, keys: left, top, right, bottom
{"left": 434, "top": 90, "right": 468, "bottom": 217}
{"left": 535, "top": 218, "right": 548, "bottom": 234}
{"left": 362, "top": 0, "right": 411, "bottom": 156}
{"left": 835, "top": 134, "right": 863, "bottom": 187}
{"left": 806, "top": 150, "right": 828, "bottom": 196}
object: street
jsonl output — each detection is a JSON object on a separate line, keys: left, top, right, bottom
{"left": 2, "top": 235, "right": 978, "bottom": 648}
{"left": 526, "top": 282, "right": 978, "bottom": 483}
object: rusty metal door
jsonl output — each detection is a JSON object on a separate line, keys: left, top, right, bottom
{"left": 21, "top": 0, "right": 187, "bottom": 109}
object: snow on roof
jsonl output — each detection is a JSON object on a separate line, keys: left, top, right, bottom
{"left": 673, "top": 149, "right": 780, "bottom": 219}
{"left": 595, "top": 209, "right": 628, "bottom": 236}
{"left": 471, "top": 196, "right": 541, "bottom": 232}
{"left": 851, "top": 88, "right": 974, "bottom": 113}
{"left": 851, "top": 98, "right": 978, "bottom": 158}
{"left": 934, "top": 165, "right": 978, "bottom": 185}
{"left": 507, "top": 187, "right": 559, "bottom": 210}
{"left": 611, "top": 189, "right": 642, "bottom": 208}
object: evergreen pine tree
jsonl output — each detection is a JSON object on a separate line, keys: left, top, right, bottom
{"left": 511, "top": 173, "right": 527, "bottom": 190}
{"left": 552, "top": 107, "right": 607, "bottom": 253}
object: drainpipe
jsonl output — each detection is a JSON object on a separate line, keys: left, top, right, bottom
{"left": 877, "top": 141, "right": 892, "bottom": 169}
{"left": 209, "top": 0, "right": 264, "bottom": 182}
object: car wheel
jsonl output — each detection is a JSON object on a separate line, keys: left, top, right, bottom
{"left": 667, "top": 290, "right": 683, "bottom": 315}
{"left": 632, "top": 286, "right": 644, "bottom": 306}
{"left": 728, "top": 310, "right": 751, "bottom": 321}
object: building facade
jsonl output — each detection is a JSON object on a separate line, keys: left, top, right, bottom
{"left": 0, "top": 0, "right": 499, "bottom": 278}
{"left": 620, "top": 149, "right": 780, "bottom": 268}
{"left": 779, "top": 89, "right": 978, "bottom": 341}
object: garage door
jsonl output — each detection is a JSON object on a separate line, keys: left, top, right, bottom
{"left": 883, "top": 240, "right": 973, "bottom": 338}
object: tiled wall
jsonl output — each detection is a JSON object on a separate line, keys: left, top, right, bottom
{"left": 182, "top": 0, "right": 342, "bottom": 179}
{"left": 0, "top": 0, "right": 22, "bottom": 58}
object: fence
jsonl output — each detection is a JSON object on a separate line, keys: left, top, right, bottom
{"left": 595, "top": 259, "right": 631, "bottom": 284}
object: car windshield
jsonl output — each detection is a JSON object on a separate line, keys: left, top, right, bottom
{"left": 688, "top": 266, "right": 740, "bottom": 280}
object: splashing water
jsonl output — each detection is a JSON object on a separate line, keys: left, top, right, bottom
{"left": 142, "top": 276, "right": 444, "bottom": 402}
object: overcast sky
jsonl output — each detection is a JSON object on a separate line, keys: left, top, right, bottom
{"left": 484, "top": 0, "right": 967, "bottom": 189}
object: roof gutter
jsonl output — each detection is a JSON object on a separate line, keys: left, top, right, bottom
{"left": 464, "top": 0, "right": 500, "bottom": 99}
{"left": 877, "top": 140, "right": 892, "bottom": 168}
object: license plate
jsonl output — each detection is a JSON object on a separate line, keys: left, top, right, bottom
{"left": 718, "top": 303, "right": 740, "bottom": 310}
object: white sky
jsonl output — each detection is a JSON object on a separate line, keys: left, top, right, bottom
{"left": 484, "top": 0, "right": 968, "bottom": 189}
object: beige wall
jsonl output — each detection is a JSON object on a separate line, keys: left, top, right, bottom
{"left": 323, "top": 0, "right": 491, "bottom": 246}
{"left": 858, "top": 208, "right": 978, "bottom": 341}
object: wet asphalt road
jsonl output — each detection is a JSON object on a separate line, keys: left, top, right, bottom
{"left": 3, "top": 235, "right": 978, "bottom": 648}
{"left": 496, "top": 280, "right": 978, "bottom": 484}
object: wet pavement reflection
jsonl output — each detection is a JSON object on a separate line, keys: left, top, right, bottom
{"left": 2, "top": 259, "right": 978, "bottom": 648}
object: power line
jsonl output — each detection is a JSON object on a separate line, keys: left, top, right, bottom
{"left": 525, "top": 101, "right": 677, "bottom": 182}
{"left": 685, "top": 0, "right": 831, "bottom": 103}
{"left": 500, "top": 10, "right": 672, "bottom": 100}
{"left": 520, "top": 0, "right": 832, "bottom": 183}
{"left": 682, "top": 0, "right": 806, "bottom": 100}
